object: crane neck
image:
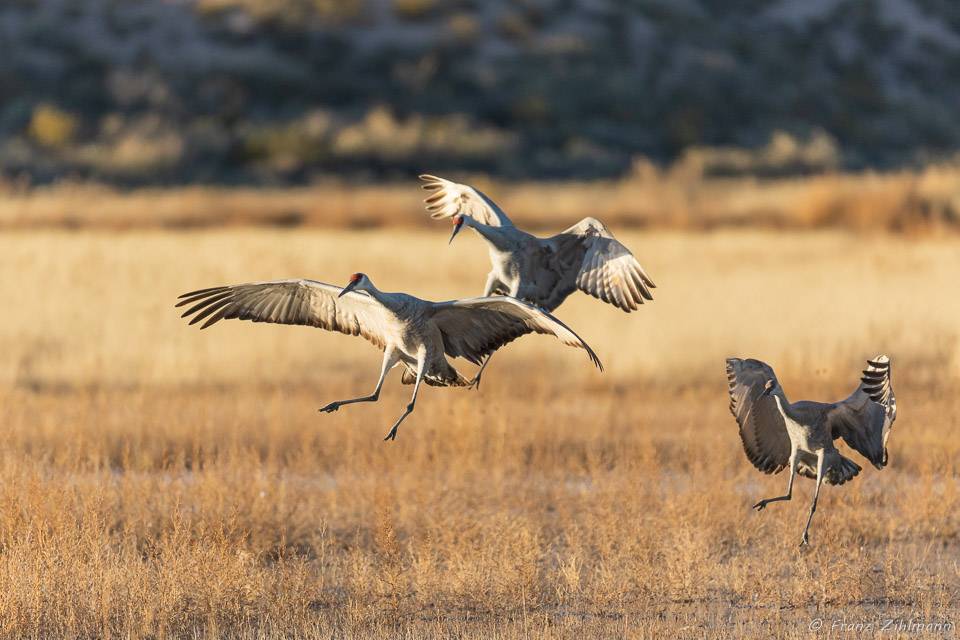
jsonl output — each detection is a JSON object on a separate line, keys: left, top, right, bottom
{"left": 771, "top": 393, "right": 796, "bottom": 422}
{"left": 466, "top": 219, "right": 521, "bottom": 252}
{"left": 360, "top": 284, "right": 409, "bottom": 314}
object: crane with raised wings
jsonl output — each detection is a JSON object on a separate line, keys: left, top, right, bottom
{"left": 420, "top": 174, "right": 655, "bottom": 385}
{"left": 726, "top": 355, "right": 897, "bottom": 545}
{"left": 178, "top": 273, "right": 601, "bottom": 441}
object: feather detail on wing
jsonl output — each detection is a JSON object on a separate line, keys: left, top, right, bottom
{"left": 430, "top": 296, "right": 602, "bottom": 369}
{"left": 538, "top": 217, "right": 655, "bottom": 312}
{"left": 827, "top": 355, "right": 896, "bottom": 469}
{"left": 419, "top": 174, "right": 514, "bottom": 227}
{"left": 401, "top": 366, "right": 471, "bottom": 388}
{"left": 796, "top": 452, "right": 862, "bottom": 485}
{"left": 176, "top": 279, "right": 389, "bottom": 351}
{"left": 726, "top": 358, "right": 791, "bottom": 474}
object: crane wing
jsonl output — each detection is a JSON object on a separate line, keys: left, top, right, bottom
{"left": 726, "top": 358, "right": 791, "bottom": 474}
{"left": 176, "top": 279, "right": 389, "bottom": 351}
{"left": 825, "top": 355, "right": 897, "bottom": 469}
{"left": 538, "top": 217, "right": 655, "bottom": 312}
{"left": 430, "top": 297, "right": 602, "bottom": 369}
{"left": 419, "top": 174, "right": 515, "bottom": 227}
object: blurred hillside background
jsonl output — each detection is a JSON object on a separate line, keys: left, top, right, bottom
{"left": 3, "top": 0, "right": 960, "bottom": 189}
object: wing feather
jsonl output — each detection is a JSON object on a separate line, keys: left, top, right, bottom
{"left": 726, "top": 358, "right": 791, "bottom": 474}
{"left": 540, "top": 217, "right": 655, "bottom": 313}
{"left": 180, "top": 291, "right": 232, "bottom": 319}
{"left": 419, "top": 174, "right": 515, "bottom": 227}
{"left": 176, "top": 279, "right": 390, "bottom": 351}
{"left": 430, "top": 297, "right": 602, "bottom": 369}
{"left": 826, "top": 355, "right": 896, "bottom": 469}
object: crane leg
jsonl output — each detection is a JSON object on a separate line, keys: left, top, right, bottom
{"left": 318, "top": 348, "right": 398, "bottom": 413}
{"left": 482, "top": 273, "right": 498, "bottom": 297}
{"left": 383, "top": 351, "right": 426, "bottom": 442}
{"left": 799, "top": 450, "right": 826, "bottom": 546}
{"left": 753, "top": 447, "right": 798, "bottom": 511}
{"left": 468, "top": 274, "right": 503, "bottom": 391}
{"left": 469, "top": 353, "right": 494, "bottom": 390}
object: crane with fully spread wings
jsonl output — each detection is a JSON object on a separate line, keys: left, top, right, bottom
{"left": 420, "top": 174, "right": 655, "bottom": 385}
{"left": 178, "top": 273, "right": 601, "bottom": 441}
{"left": 726, "top": 355, "right": 897, "bottom": 545}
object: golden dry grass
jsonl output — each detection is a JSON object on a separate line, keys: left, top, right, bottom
{"left": 0, "top": 226, "right": 958, "bottom": 638}
{"left": 2, "top": 163, "right": 959, "bottom": 234}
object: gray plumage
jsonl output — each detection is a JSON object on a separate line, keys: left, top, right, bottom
{"left": 726, "top": 355, "right": 897, "bottom": 545}
{"left": 421, "top": 174, "right": 655, "bottom": 313}
{"left": 421, "top": 174, "right": 654, "bottom": 385}
{"left": 177, "top": 273, "right": 601, "bottom": 441}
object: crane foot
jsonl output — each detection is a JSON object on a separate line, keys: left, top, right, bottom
{"left": 752, "top": 500, "right": 768, "bottom": 511}
{"left": 799, "top": 533, "right": 810, "bottom": 547}
{"left": 318, "top": 402, "right": 340, "bottom": 413}
{"left": 383, "top": 426, "right": 399, "bottom": 441}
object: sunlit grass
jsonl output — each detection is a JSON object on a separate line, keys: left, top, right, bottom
{"left": 0, "top": 227, "right": 957, "bottom": 637}
{"left": 1, "top": 229, "right": 959, "bottom": 389}
{"left": 2, "top": 165, "right": 958, "bottom": 233}
{"left": 0, "top": 379, "right": 956, "bottom": 637}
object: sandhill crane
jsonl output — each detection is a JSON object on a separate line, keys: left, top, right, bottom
{"left": 726, "top": 356, "right": 897, "bottom": 545}
{"left": 420, "top": 174, "right": 655, "bottom": 385}
{"left": 177, "top": 273, "right": 602, "bottom": 441}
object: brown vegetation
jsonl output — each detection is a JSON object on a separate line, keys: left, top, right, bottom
{"left": 1, "top": 165, "right": 959, "bottom": 233}
{"left": 0, "top": 227, "right": 957, "bottom": 637}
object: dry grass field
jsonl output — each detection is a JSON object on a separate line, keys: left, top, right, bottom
{"left": 2, "top": 163, "right": 960, "bottom": 234}
{"left": 0, "top": 222, "right": 959, "bottom": 638}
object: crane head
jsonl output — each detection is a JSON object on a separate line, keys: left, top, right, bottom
{"left": 759, "top": 379, "right": 778, "bottom": 398}
{"left": 339, "top": 272, "right": 366, "bottom": 298}
{"left": 449, "top": 215, "right": 466, "bottom": 244}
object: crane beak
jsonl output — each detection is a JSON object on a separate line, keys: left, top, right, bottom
{"left": 448, "top": 220, "right": 463, "bottom": 245}
{"left": 339, "top": 280, "right": 359, "bottom": 298}
{"left": 760, "top": 380, "right": 776, "bottom": 398}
